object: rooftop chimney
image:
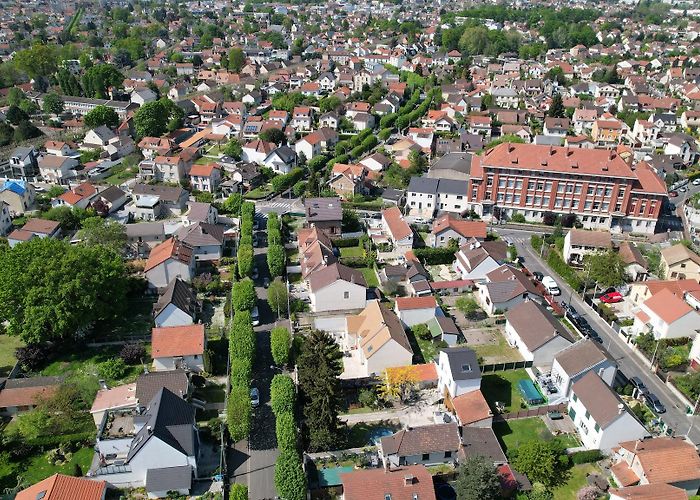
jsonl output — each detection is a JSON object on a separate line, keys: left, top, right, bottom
{"left": 618, "top": 403, "right": 625, "bottom": 414}
{"left": 147, "top": 425, "right": 153, "bottom": 433}
{"left": 404, "top": 475, "right": 415, "bottom": 486}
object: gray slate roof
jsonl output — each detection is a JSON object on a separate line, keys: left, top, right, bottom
{"left": 136, "top": 370, "right": 189, "bottom": 405}
{"left": 154, "top": 278, "right": 198, "bottom": 318}
{"left": 145, "top": 465, "right": 193, "bottom": 493}
{"left": 440, "top": 346, "right": 480, "bottom": 380}
{"left": 127, "top": 387, "right": 197, "bottom": 462}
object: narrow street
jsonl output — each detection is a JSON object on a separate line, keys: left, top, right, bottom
{"left": 497, "top": 227, "right": 700, "bottom": 444}
{"left": 229, "top": 211, "right": 282, "bottom": 500}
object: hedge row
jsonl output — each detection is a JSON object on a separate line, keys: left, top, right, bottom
{"left": 227, "top": 308, "right": 255, "bottom": 442}
{"left": 413, "top": 247, "right": 456, "bottom": 265}
{"left": 271, "top": 167, "right": 304, "bottom": 194}
{"left": 271, "top": 374, "right": 306, "bottom": 499}
{"left": 334, "top": 237, "right": 360, "bottom": 247}
{"left": 570, "top": 450, "right": 603, "bottom": 464}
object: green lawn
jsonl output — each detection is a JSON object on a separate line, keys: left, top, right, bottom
{"left": 359, "top": 267, "right": 379, "bottom": 287}
{"left": 98, "top": 297, "right": 156, "bottom": 340}
{"left": 41, "top": 345, "right": 143, "bottom": 386}
{"left": 470, "top": 334, "right": 523, "bottom": 364}
{"left": 244, "top": 184, "right": 274, "bottom": 199}
{"left": 339, "top": 246, "right": 365, "bottom": 258}
{"left": 552, "top": 463, "right": 599, "bottom": 500}
{"left": 493, "top": 417, "right": 580, "bottom": 455}
{"left": 194, "top": 384, "right": 226, "bottom": 403}
{"left": 481, "top": 369, "right": 530, "bottom": 413}
{"left": 105, "top": 164, "right": 137, "bottom": 185}
{"left": 0, "top": 334, "right": 24, "bottom": 377}
{"left": 416, "top": 335, "right": 440, "bottom": 364}
{"left": 22, "top": 447, "right": 94, "bottom": 484}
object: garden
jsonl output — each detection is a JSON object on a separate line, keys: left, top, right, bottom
{"left": 480, "top": 368, "right": 531, "bottom": 413}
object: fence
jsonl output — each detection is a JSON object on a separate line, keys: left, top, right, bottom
{"left": 481, "top": 360, "right": 533, "bottom": 373}
{"left": 498, "top": 403, "right": 566, "bottom": 421}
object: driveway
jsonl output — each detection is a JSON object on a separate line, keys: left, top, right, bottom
{"left": 497, "top": 227, "right": 700, "bottom": 443}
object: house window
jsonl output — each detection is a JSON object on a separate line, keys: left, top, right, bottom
{"left": 461, "top": 364, "right": 471, "bottom": 373}
{"left": 445, "top": 451, "right": 452, "bottom": 458}
{"left": 422, "top": 453, "right": 430, "bottom": 461}
{"left": 594, "top": 423, "right": 600, "bottom": 432}
{"left": 344, "top": 291, "right": 349, "bottom": 299}
{"left": 572, "top": 393, "right": 578, "bottom": 402}
{"left": 585, "top": 410, "right": 590, "bottom": 419}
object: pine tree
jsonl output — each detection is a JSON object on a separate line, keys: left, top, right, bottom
{"left": 548, "top": 93, "right": 565, "bottom": 118}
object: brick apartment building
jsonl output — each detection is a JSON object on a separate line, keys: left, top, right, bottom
{"left": 466, "top": 143, "right": 667, "bottom": 234}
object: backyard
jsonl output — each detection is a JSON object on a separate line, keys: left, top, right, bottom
{"left": 97, "top": 296, "right": 157, "bottom": 341}
{"left": 493, "top": 417, "right": 579, "bottom": 454}
{"left": 468, "top": 329, "right": 523, "bottom": 365}
{"left": 346, "top": 420, "right": 401, "bottom": 448}
{"left": 0, "top": 334, "right": 23, "bottom": 377}
{"left": 339, "top": 246, "right": 365, "bottom": 258}
{"left": 551, "top": 463, "right": 600, "bottom": 500}
{"left": 481, "top": 368, "right": 531, "bottom": 413}
{"left": 41, "top": 344, "right": 146, "bottom": 386}
{"left": 359, "top": 267, "right": 379, "bottom": 288}
{"left": 0, "top": 445, "right": 94, "bottom": 491}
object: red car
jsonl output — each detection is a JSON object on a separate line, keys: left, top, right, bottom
{"left": 669, "top": 191, "right": 678, "bottom": 197}
{"left": 600, "top": 291, "right": 624, "bottom": 304}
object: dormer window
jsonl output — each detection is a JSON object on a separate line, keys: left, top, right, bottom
{"left": 461, "top": 363, "right": 471, "bottom": 373}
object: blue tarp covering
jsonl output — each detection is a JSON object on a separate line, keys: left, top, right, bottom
{"left": 518, "top": 379, "right": 544, "bottom": 405}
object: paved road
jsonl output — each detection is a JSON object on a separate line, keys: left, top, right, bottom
{"left": 229, "top": 212, "right": 283, "bottom": 500}
{"left": 497, "top": 227, "right": 700, "bottom": 444}
{"left": 255, "top": 195, "right": 303, "bottom": 215}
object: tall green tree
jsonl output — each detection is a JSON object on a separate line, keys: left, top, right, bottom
{"left": 228, "top": 48, "right": 246, "bottom": 73}
{"left": 513, "top": 441, "right": 562, "bottom": 487}
{"left": 84, "top": 105, "right": 120, "bottom": 129}
{"left": 133, "top": 98, "right": 184, "bottom": 137}
{"left": 267, "top": 279, "right": 288, "bottom": 318}
{"left": 42, "top": 92, "right": 64, "bottom": 115}
{"left": 227, "top": 384, "right": 251, "bottom": 441}
{"left": 270, "top": 326, "right": 291, "bottom": 366}
{"left": 0, "top": 238, "right": 128, "bottom": 343}
{"left": 584, "top": 250, "right": 626, "bottom": 288}
{"left": 298, "top": 330, "right": 343, "bottom": 451}
{"left": 13, "top": 44, "right": 59, "bottom": 78}
{"left": 267, "top": 244, "right": 285, "bottom": 278}
{"left": 223, "top": 138, "right": 243, "bottom": 159}
{"left": 455, "top": 455, "right": 502, "bottom": 500}
{"left": 548, "top": 93, "right": 565, "bottom": 118}
{"left": 82, "top": 64, "right": 124, "bottom": 99}
{"left": 232, "top": 278, "right": 257, "bottom": 311}
{"left": 79, "top": 217, "right": 127, "bottom": 254}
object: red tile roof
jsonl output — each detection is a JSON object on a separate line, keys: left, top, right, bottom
{"left": 16, "top": 474, "right": 106, "bottom": 500}
{"left": 395, "top": 296, "right": 437, "bottom": 310}
{"left": 452, "top": 389, "right": 492, "bottom": 425}
{"left": 144, "top": 238, "right": 193, "bottom": 272}
{"left": 382, "top": 206, "right": 412, "bottom": 241}
{"left": 341, "top": 465, "right": 436, "bottom": 500}
{"left": 152, "top": 324, "right": 205, "bottom": 358}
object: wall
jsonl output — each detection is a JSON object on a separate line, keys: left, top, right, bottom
{"left": 311, "top": 280, "right": 366, "bottom": 313}
{"left": 154, "top": 304, "right": 193, "bottom": 328}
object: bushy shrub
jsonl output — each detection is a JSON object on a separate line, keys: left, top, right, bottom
{"left": 98, "top": 358, "right": 127, "bottom": 380}
{"left": 119, "top": 342, "right": 146, "bottom": 365}
{"left": 15, "top": 344, "right": 50, "bottom": 371}
{"left": 270, "top": 374, "right": 295, "bottom": 416}
{"left": 570, "top": 450, "right": 603, "bottom": 464}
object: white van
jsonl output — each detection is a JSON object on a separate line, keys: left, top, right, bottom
{"left": 541, "top": 276, "right": 560, "bottom": 296}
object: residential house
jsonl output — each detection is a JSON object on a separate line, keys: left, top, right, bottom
{"left": 0, "top": 179, "right": 35, "bottom": 215}
{"left": 53, "top": 182, "right": 97, "bottom": 209}
{"left": 550, "top": 339, "right": 617, "bottom": 397}
{"left": 15, "top": 474, "right": 107, "bottom": 500}
{"left": 298, "top": 226, "right": 337, "bottom": 278}
{"left": 308, "top": 262, "right": 367, "bottom": 313}
{"left": 153, "top": 278, "right": 199, "bottom": 327}
{"left": 90, "top": 382, "right": 138, "bottom": 427}
{"left": 93, "top": 185, "right": 128, "bottom": 215}
{"left": 6, "top": 146, "right": 39, "bottom": 180}
{"left": 8, "top": 218, "right": 61, "bottom": 247}
{"left": 379, "top": 423, "right": 461, "bottom": 468}
{"left": 567, "top": 372, "right": 648, "bottom": 452}
{"left": 305, "top": 197, "right": 342, "bottom": 235}
{"left": 151, "top": 324, "right": 206, "bottom": 373}
{"left": 609, "top": 484, "right": 688, "bottom": 500}
{"left": 138, "top": 137, "right": 178, "bottom": 159}
{"left": 39, "top": 154, "right": 80, "bottom": 184}
{"left": 430, "top": 214, "right": 487, "bottom": 248}
{"left": 328, "top": 164, "right": 366, "bottom": 199}
{"left": 660, "top": 243, "right": 700, "bottom": 281}
{"left": 394, "top": 296, "right": 441, "bottom": 329}
{"left": 543, "top": 117, "right": 570, "bottom": 137}
{"left": 175, "top": 222, "right": 225, "bottom": 262}
{"left": 382, "top": 206, "right": 413, "bottom": 254}
{"left": 187, "top": 201, "right": 218, "bottom": 225}
{"left": 631, "top": 288, "right": 700, "bottom": 339}
{"left": 132, "top": 184, "right": 189, "bottom": 216}
{"left": 341, "top": 465, "right": 436, "bottom": 500}
{"left": 618, "top": 241, "right": 649, "bottom": 282}
{"left": 610, "top": 437, "right": 700, "bottom": 495}
{"left": 563, "top": 229, "right": 612, "bottom": 265}
{"left": 344, "top": 300, "right": 413, "bottom": 378}
{"left": 295, "top": 128, "right": 338, "bottom": 160}
{"left": 242, "top": 140, "right": 275, "bottom": 164}
{"left": 263, "top": 146, "right": 297, "bottom": 174}
{"left": 135, "top": 370, "right": 190, "bottom": 408}
{"left": 189, "top": 163, "right": 221, "bottom": 193}
{"left": 144, "top": 238, "right": 196, "bottom": 289}
{"left": 572, "top": 108, "right": 598, "bottom": 134}
{"left": 505, "top": 300, "right": 574, "bottom": 368}
{"left": 44, "top": 140, "right": 76, "bottom": 157}
{"left": 427, "top": 152, "right": 473, "bottom": 181}
{"left": 291, "top": 106, "right": 313, "bottom": 131}
{"left": 592, "top": 117, "right": 626, "bottom": 145}
{"left": 454, "top": 239, "right": 508, "bottom": 281}
{"left": 664, "top": 134, "right": 698, "bottom": 165}
{"left": 319, "top": 111, "right": 338, "bottom": 129}
{"left": 92, "top": 388, "right": 199, "bottom": 496}
{"left": 476, "top": 264, "right": 543, "bottom": 315}
{"left": 436, "top": 347, "right": 481, "bottom": 399}
{"left": 0, "top": 376, "right": 62, "bottom": 416}
{"left": 360, "top": 152, "right": 391, "bottom": 172}
{"left": 406, "top": 177, "right": 469, "bottom": 220}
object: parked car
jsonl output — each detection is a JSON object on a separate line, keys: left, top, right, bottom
{"left": 542, "top": 276, "right": 561, "bottom": 296}
{"left": 693, "top": 179, "right": 700, "bottom": 186}
{"left": 679, "top": 186, "right": 688, "bottom": 192}
{"left": 669, "top": 191, "right": 678, "bottom": 197}
{"left": 252, "top": 266, "right": 259, "bottom": 280}
{"left": 250, "top": 387, "right": 260, "bottom": 408}
{"left": 548, "top": 411, "right": 564, "bottom": 420}
{"left": 600, "top": 291, "right": 624, "bottom": 304}
{"left": 251, "top": 305, "right": 260, "bottom": 326}
{"left": 645, "top": 393, "right": 666, "bottom": 414}
{"left": 562, "top": 302, "right": 582, "bottom": 322}
{"left": 630, "top": 376, "right": 648, "bottom": 396}
{"left": 263, "top": 277, "right": 270, "bottom": 288}
{"left": 533, "top": 271, "right": 544, "bottom": 282}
